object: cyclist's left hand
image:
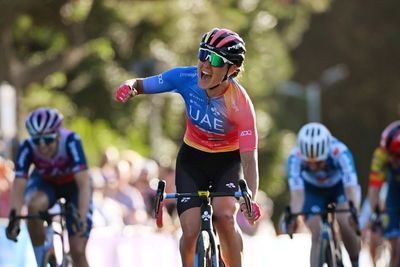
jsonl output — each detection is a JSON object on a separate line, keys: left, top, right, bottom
{"left": 240, "top": 202, "right": 261, "bottom": 225}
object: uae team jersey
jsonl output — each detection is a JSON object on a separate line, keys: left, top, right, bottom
{"left": 287, "top": 137, "right": 359, "bottom": 189}
{"left": 142, "top": 66, "right": 257, "bottom": 153}
{"left": 15, "top": 128, "right": 88, "bottom": 185}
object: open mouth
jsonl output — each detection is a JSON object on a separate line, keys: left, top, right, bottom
{"left": 201, "top": 70, "right": 212, "bottom": 81}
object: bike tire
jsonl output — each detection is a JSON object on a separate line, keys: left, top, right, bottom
{"left": 41, "top": 249, "right": 57, "bottom": 267}
{"left": 334, "top": 242, "right": 344, "bottom": 267}
{"left": 195, "top": 230, "right": 212, "bottom": 267}
{"left": 318, "top": 237, "right": 337, "bottom": 267}
{"left": 62, "top": 253, "right": 74, "bottom": 267}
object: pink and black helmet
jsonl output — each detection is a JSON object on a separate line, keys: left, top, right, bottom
{"left": 200, "top": 28, "right": 246, "bottom": 67}
{"left": 25, "top": 107, "right": 63, "bottom": 136}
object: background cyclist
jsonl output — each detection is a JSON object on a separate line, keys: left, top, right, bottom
{"left": 287, "top": 122, "right": 361, "bottom": 267}
{"left": 5, "top": 107, "right": 92, "bottom": 267}
{"left": 115, "top": 27, "right": 261, "bottom": 267}
{"left": 368, "top": 121, "right": 400, "bottom": 267}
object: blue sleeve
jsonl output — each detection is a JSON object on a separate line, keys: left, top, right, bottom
{"left": 142, "top": 67, "right": 195, "bottom": 94}
{"left": 338, "top": 149, "right": 359, "bottom": 187}
{"left": 14, "top": 141, "right": 33, "bottom": 178}
{"left": 66, "top": 133, "right": 88, "bottom": 173}
{"left": 287, "top": 148, "right": 304, "bottom": 190}
{"left": 332, "top": 139, "right": 359, "bottom": 187}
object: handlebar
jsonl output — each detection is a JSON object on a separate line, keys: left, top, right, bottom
{"left": 154, "top": 180, "right": 166, "bottom": 228}
{"left": 153, "top": 178, "right": 253, "bottom": 228}
{"left": 368, "top": 206, "right": 400, "bottom": 233}
{"left": 65, "top": 203, "right": 83, "bottom": 233}
{"left": 238, "top": 179, "right": 253, "bottom": 217}
{"left": 7, "top": 203, "right": 83, "bottom": 242}
{"left": 284, "top": 201, "right": 360, "bottom": 238}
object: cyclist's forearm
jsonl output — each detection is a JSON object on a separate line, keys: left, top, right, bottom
{"left": 75, "top": 170, "right": 91, "bottom": 219}
{"left": 240, "top": 150, "right": 259, "bottom": 200}
{"left": 345, "top": 185, "right": 360, "bottom": 210}
{"left": 368, "top": 186, "right": 380, "bottom": 211}
{"left": 10, "top": 178, "right": 27, "bottom": 214}
{"left": 290, "top": 189, "right": 304, "bottom": 213}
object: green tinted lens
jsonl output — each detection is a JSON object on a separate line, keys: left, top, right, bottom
{"left": 210, "top": 52, "right": 225, "bottom": 67}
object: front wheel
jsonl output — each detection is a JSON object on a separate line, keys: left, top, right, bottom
{"left": 318, "top": 237, "right": 337, "bottom": 267}
{"left": 195, "top": 231, "right": 212, "bottom": 267}
{"left": 62, "top": 253, "right": 74, "bottom": 267}
{"left": 41, "top": 249, "right": 57, "bottom": 267}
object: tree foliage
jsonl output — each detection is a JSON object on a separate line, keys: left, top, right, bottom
{"left": 1, "top": 0, "right": 347, "bottom": 222}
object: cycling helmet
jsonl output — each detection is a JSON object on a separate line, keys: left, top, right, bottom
{"left": 25, "top": 107, "right": 63, "bottom": 136}
{"left": 199, "top": 28, "right": 246, "bottom": 67}
{"left": 297, "top": 122, "right": 331, "bottom": 162}
{"left": 380, "top": 121, "right": 400, "bottom": 155}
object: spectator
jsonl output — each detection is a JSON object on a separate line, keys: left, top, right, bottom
{"left": 105, "top": 159, "right": 148, "bottom": 225}
{"left": 0, "top": 156, "right": 14, "bottom": 217}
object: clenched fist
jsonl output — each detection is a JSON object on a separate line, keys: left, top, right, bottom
{"left": 115, "top": 83, "right": 138, "bottom": 103}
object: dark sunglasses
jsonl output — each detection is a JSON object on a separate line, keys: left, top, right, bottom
{"left": 32, "top": 133, "right": 58, "bottom": 145}
{"left": 198, "top": 48, "right": 233, "bottom": 67}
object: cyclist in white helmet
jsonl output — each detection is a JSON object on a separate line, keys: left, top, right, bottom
{"left": 287, "top": 122, "right": 361, "bottom": 267}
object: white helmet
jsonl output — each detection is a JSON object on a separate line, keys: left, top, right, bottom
{"left": 297, "top": 122, "right": 331, "bottom": 161}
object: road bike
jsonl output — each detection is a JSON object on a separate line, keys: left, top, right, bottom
{"left": 154, "top": 178, "right": 253, "bottom": 267}
{"left": 284, "top": 201, "right": 360, "bottom": 267}
{"left": 366, "top": 206, "right": 396, "bottom": 267}
{"left": 7, "top": 198, "right": 82, "bottom": 267}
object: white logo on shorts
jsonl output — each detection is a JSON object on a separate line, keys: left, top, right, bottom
{"left": 181, "top": 197, "right": 191, "bottom": 203}
{"left": 226, "top": 183, "right": 236, "bottom": 189}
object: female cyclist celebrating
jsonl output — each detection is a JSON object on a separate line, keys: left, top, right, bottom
{"left": 115, "top": 28, "right": 261, "bottom": 267}
{"left": 6, "top": 107, "right": 92, "bottom": 267}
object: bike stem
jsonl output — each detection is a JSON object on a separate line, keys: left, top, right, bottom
{"left": 200, "top": 197, "right": 213, "bottom": 232}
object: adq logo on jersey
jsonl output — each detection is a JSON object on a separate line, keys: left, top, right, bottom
{"left": 157, "top": 74, "right": 164, "bottom": 85}
{"left": 240, "top": 130, "right": 252, "bottom": 137}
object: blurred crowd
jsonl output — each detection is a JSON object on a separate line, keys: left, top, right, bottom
{"left": 0, "top": 143, "right": 276, "bottom": 238}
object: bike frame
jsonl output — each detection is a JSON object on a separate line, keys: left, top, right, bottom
{"left": 49, "top": 199, "right": 74, "bottom": 267}
{"left": 318, "top": 205, "right": 342, "bottom": 267}
{"left": 285, "top": 202, "right": 359, "bottom": 267}
{"left": 154, "top": 179, "right": 253, "bottom": 267}
{"left": 8, "top": 198, "right": 81, "bottom": 267}
{"left": 195, "top": 196, "right": 220, "bottom": 267}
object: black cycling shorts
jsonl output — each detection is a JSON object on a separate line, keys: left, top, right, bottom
{"left": 175, "top": 143, "right": 242, "bottom": 216}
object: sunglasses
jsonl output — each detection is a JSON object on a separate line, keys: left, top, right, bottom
{"left": 198, "top": 48, "right": 233, "bottom": 67}
{"left": 32, "top": 133, "right": 58, "bottom": 145}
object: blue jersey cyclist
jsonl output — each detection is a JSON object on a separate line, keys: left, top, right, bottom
{"left": 6, "top": 107, "right": 92, "bottom": 267}
{"left": 368, "top": 121, "right": 400, "bottom": 267}
{"left": 287, "top": 122, "right": 361, "bottom": 267}
{"left": 115, "top": 28, "right": 261, "bottom": 267}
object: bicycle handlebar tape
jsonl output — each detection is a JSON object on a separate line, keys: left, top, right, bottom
{"left": 238, "top": 179, "right": 253, "bottom": 217}
{"left": 284, "top": 206, "right": 294, "bottom": 239}
{"left": 6, "top": 209, "right": 20, "bottom": 242}
{"left": 154, "top": 179, "right": 166, "bottom": 228}
{"left": 154, "top": 180, "right": 166, "bottom": 217}
{"left": 67, "top": 204, "right": 83, "bottom": 232}
{"left": 348, "top": 201, "right": 361, "bottom": 236}
{"left": 156, "top": 201, "right": 164, "bottom": 228}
